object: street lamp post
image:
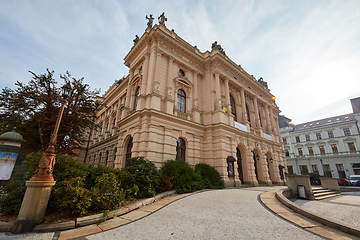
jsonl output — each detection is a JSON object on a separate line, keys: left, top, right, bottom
{"left": 12, "top": 102, "right": 66, "bottom": 233}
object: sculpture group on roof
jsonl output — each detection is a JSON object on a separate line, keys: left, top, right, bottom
{"left": 211, "top": 41, "right": 226, "bottom": 55}
{"left": 257, "top": 77, "right": 269, "bottom": 89}
{"left": 145, "top": 12, "right": 167, "bottom": 29}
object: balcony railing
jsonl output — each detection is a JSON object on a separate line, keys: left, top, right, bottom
{"left": 286, "top": 150, "right": 360, "bottom": 159}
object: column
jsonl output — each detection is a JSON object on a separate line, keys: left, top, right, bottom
{"left": 215, "top": 73, "right": 221, "bottom": 109}
{"left": 124, "top": 70, "right": 134, "bottom": 113}
{"left": 193, "top": 72, "right": 198, "bottom": 108}
{"left": 253, "top": 97, "right": 260, "bottom": 128}
{"left": 146, "top": 44, "right": 157, "bottom": 95}
{"left": 224, "top": 78, "right": 230, "bottom": 108}
{"left": 240, "top": 88, "right": 246, "bottom": 122}
{"left": 265, "top": 104, "right": 272, "bottom": 133}
{"left": 140, "top": 53, "right": 150, "bottom": 109}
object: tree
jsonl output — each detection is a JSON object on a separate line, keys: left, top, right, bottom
{"left": 0, "top": 69, "right": 100, "bottom": 155}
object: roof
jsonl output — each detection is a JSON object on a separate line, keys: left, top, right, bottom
{"left": 293, "top": 113, "right": 355, "bottom": 131}
{"left": 0, "top": 130, "right": 24, "bottom": 142}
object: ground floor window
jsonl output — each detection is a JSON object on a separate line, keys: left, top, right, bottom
{"left": 300, "top": 165, "right": 309, "bottom": 175}
{"left": 176, "top": 138, "right": 186, "bottom": 161}
{"left": 287, "top": 165, "right": 293, "bottom": 174}
{"left": 323, "top": 164, "right": 332, "bottom": 178}
{"left": 353, "top": 163, "right": 360, "bottom": 174}
{"left": 311, "top": 164, "right": 319, "bottom": 174}
{"left": 336, "top": 164, "right": 346, "bottom": 178}
{"left": 125, "top": 136, "right": 133, "bottom": 165}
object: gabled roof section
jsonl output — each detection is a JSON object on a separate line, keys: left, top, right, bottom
{"left": 294, "top": 113, "right": 355, "bottom": 131}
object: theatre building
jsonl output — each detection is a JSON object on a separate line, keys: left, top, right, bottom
{"left": 85, "top": 15, "right": 286, "bottom": 186}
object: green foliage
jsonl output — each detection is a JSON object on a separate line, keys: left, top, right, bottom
{"left": 125, "top": 157, "right": 160, "bottom": 198}
{"left": 195, "top": 163, "right": 224, "bottom": 189}
{"left": 52, "top": 176, "right": 92, "bottom": 216}
{"left": 160, "top": 160, "right": 204, "bottom": 193}
{"left": 91, "top": 173, "right": 126, "bottom": 211}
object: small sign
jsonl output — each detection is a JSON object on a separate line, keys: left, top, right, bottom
{"left": 0, "top": 152, "right": 19, "bottom": 180}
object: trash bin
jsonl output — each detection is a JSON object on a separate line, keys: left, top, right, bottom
{"left": 297, "top": 185, "right": 306, "bottom": 199}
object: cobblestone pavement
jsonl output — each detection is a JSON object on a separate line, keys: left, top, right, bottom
{"left": 83, "top": 187, "right": 322, "bottom": 240}
{"left": 293, "top": 192, "right": 360, "bottom": 228}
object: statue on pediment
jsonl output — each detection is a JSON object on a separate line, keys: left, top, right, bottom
{"left": 211, "top": 41, "right": 226, "bottom": 55}
{"left": 158, "top": 12, "right": 167, "bottom": 25}
{"left": 257, "top": 77, "right": 269, "bottom": 89}
{"left": 146, "top": 14, "right": 154, "bottom": 28}
{"left": 133, "top": 35, "right": 139, "bottom": 45}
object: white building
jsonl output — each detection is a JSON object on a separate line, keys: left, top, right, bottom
{"left": 280, "top": 97, "right": 360, "bottom": 178}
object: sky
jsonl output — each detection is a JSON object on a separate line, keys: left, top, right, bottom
{"left": 1, "top": 0, "right": 360, "bottom": 124}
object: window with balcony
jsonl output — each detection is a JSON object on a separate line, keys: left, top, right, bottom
{"left": 308, "top": 147, "right": 314, "bottom": 156}
{"left": 331, "top": 144, "right": 338, "bottom": 154}
{"left": 316, "top": 132, "right": 322, "bottom": 140}
{"left": 319, "top": 145, "right": 326, "bottom": 155}
{"left": 344, "top": 128, "right": 351, "bottom": 136}
{"left": 305, "top": 134, "right": 310, "bottom": 142}
{"left": 296, "top": 136, "right": 300, "bottom": 143}
{"left": 298, "top": 148, "right": 303, "bottom": 156}
{"left": 328, "top": 130, "right": 334, "bottom": 138}
{"left": 177, "top": 89, "right": 186, "bottom": 113}
{"left": 348, "top": 142, "right": 356, "bottom": 153}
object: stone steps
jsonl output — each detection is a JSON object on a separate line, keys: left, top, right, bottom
{"left": 311, "top": 187, "right": 341, "bottom": 200}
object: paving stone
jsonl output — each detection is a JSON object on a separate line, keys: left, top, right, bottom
{"left": 260, "top": 191, "right": 276, "bottom": 199}
{"left": 108, "top": 207, "right": 130, "bottom": 218}
{"left": 140, "top": 202, "right": 165, "bottom": 212}
{"left": 126, "top": 201, "right": 143, "bottom": 211}
{"left": 33, "top": 220, "right": 75, "bottom": 232}
{"left": 97, "top": 217, "right": 130, "bottom": 231}
{"left": 76, "top": 213, "right": 104, "bottom": 227}
{"left": 264, "top": 203, "right": 294, "bottom": 214}
{"left": 58, "top": 224, "right": 102, "bottom": 240}
{"left": 119, "top": 210, "right": 150, "bottom": 221}
{"left": 306, "top": 226, "right": 360, "bottom": 240}
{"left": 277, "top": 212, "right": 320, "bottom": 228}
{"left": 141, "top": 197, "right": 155, "bottom": 206}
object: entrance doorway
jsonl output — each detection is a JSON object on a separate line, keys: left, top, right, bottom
{"left": 252, "top": 150, "right": 259, "bottom": 182}
{"left": 236, "top": 148, "right": 244, "bottom": 183}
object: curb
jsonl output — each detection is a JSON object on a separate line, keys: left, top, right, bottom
{"left": 275, "top": 189, "right": 360, "bottom": 237}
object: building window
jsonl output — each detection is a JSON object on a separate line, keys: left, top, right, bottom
{"left": 323, "top": 164, "right": 332, "bottom": 178}
{"left": 245, "top": 104, "right": 250, "bottom": 122}
{"left": 285, "top": 150, "right": 289, "bottom": 157}
{"left": 99, "top": 152, "right": 102, "bottom": 164}
{"left": 282, "top": 137, "right": 287, "bottom": 144}
{"left": 331, "top": 144, "right": 338, "bottom": 154}
{"left": 287, "top": 165, "right": 294, "bottom": 174}
{"left": 319, "top": 145, "right": 326, "bottom": 155}
{"left": 178, "top": 69, "right": 185, "bottom": 77}
{"left": 308, "top": 147, "right": 314, "bottom": 156}
{"left": 343, "top": 128, "right": 351, "bottom": 136}
{"left": 230, "top": 95, "right": 237, "bottom": 121}
{"left": 305, "top": 134, "right": 310, "bottom": 142}
{"left": 105, "top": 150, "right": 109, "bottom": 166}
{"left": 312, "top": 164, "right": 319, "bottom": 174}
{"left": 353, "top": 163, "right": 360, "bottom": 174}
{"left": 296, "top": 136, "right": 300, "bottom": 143}
{"left": 298, "top": 148, "right": 303, "bottom": 156}
{"left": 176, "top": 138, "right": 186, "bottom": 161}
{"left": 348, "top": 142, "right": 356, "bottom": 153}
{"left": 336, "top": 164, "right": 346, "bottom": 178}
{"left": 316, "top": 132, "right": 322, "bottom": 140}
{"left": 328, "top": 130, "right": 334, "bottom": 138}
{"left": 177, "top": 89, "right": 186, "bottom": 113}
{"left": 133, "top": 87, "right": 140, "bottom": 109}
{"left": 125, "top": 136, "right": 133, "bottom": 164}
{"left": 300, "top": 165, "right": 309, "bottom": 175}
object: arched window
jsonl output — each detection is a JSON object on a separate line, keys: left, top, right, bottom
{"left": 176, "top": 138, "right": 186, "bottom": 161}
{"left": 178, "top": 69, "right": 185, "bottom": 77}
{"left": 230, "top": 95, "right": 237, "bottom": 121}
{"left": 99, "top": 152, "right": 102, "bottom": 164}
{"left": 245, "top": 103, "right": 250, "bottom": 122}
{"left": 177, "top": 89, "right": 186, "bottom": 113}
{"left": 133, "top": 87, "right": 140, "bottom": 110}
{"left": 125, "top": 136, "right": 133, "bottom": 164}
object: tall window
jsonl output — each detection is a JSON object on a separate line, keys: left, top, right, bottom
{"left": 300, "top": 165, "right": 309, "bottom": 175}
{"left": 125, "top": 136, "right": 133, "bottom": 164}
{"left": 230, "top": 95, "right": 237, "bottom": 121}
{"left": 287, "top": 166, "right": 294, "bottom": 174}
{"left": 319, "top": 145, "right": 326, "bottom": 155}
{"left": 245, "top": 104, "right": 250, "bottom": 122}
{"left": 176, "top": 138, "right": 186, "bottom": 161}
{"left": 331, "top": 144, "right": 338, "bottom": 154}
{"left": 316, "top": 132, "right": 322, "bottom": 140}
{"left": 296, "top": 136, "right": 300, "bottom": 143}
{"left": 312, "top": 164, "right": 319, "bottom": 174}
{"left": 133, "top": 87, "right": 140, "bottom": 109}
{"left": 282, "top": 137, "right": 287, "bottom": 144}
{"left": 105, "top": 150, "right": 109, "bottom": 166}
{"left": 348, "top": 142, "right": 356, "bottom": 153}
{"left": 177, "top": 89, "right": 186, "bottom": 113}
{"left": 298, "top": 148, "right": 303, "bottom": 156}
{"left": 305, "top": 134, "right": 310, "bottom": 142}
{"left": 343, "top": 128, "right": 351, "bottom": 136}
{"left": 328, "top": 130, "right": 334, "bottom": 138}
{"left": 308, "top": 147, "right": 314, "bottom": 156}
{"left": 285, "top": 150, "right": 289, "bottom": 157}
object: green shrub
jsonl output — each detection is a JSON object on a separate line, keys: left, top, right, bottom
{"left": 52, "top": 176, "right": 92, "bottom": 216}
{"left": 160, "top": 160, "right": 204, "bottom": 193}
{"left": 157, "top": 175, "right": 174, "bottom": 192}
{"left": 195, "top": 163, "right": 224, "bottom": 189}
{"left": 309, "top": 172, "right": 321, "bottom": 185}
{"left": 125, "top": 157, "right": 160, "bottom": 198}
{"left": 91, "top": 173, "right": 126, "bottom": 211}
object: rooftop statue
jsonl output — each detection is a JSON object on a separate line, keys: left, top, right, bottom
{"left": 211, "top": 41, "right": 226, "bottom": 55}
{"left": 145, "top": 14, "right": 154, "bottom": 28}
{"left": 158, "top": 12, "right": 167, "bottom": 26}
{"left": 257, "top": 77, "right": 269, "bottom": 89}
{"left": 133, "top": 35, "right": 139, "bottom": 45}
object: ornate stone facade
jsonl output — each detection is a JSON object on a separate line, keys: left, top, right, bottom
{"left": 85, "top": 18, "right": 285, "bottom": 186}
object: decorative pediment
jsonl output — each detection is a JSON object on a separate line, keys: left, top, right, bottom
{"left": 174, "top": 77, "right": 192, "bottom": 88}
{"left": 343, "top": 137, "right": 356, "bottom": 142}
{"left": 130, "top": 73, "right": 142, "bottom": 85}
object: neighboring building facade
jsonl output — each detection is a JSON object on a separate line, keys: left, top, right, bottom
{"left": 85, "top": 15, "right": 285, "bottom": 186}
{"left": 280, "top": 98, "right": 360, "bottom": 178}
